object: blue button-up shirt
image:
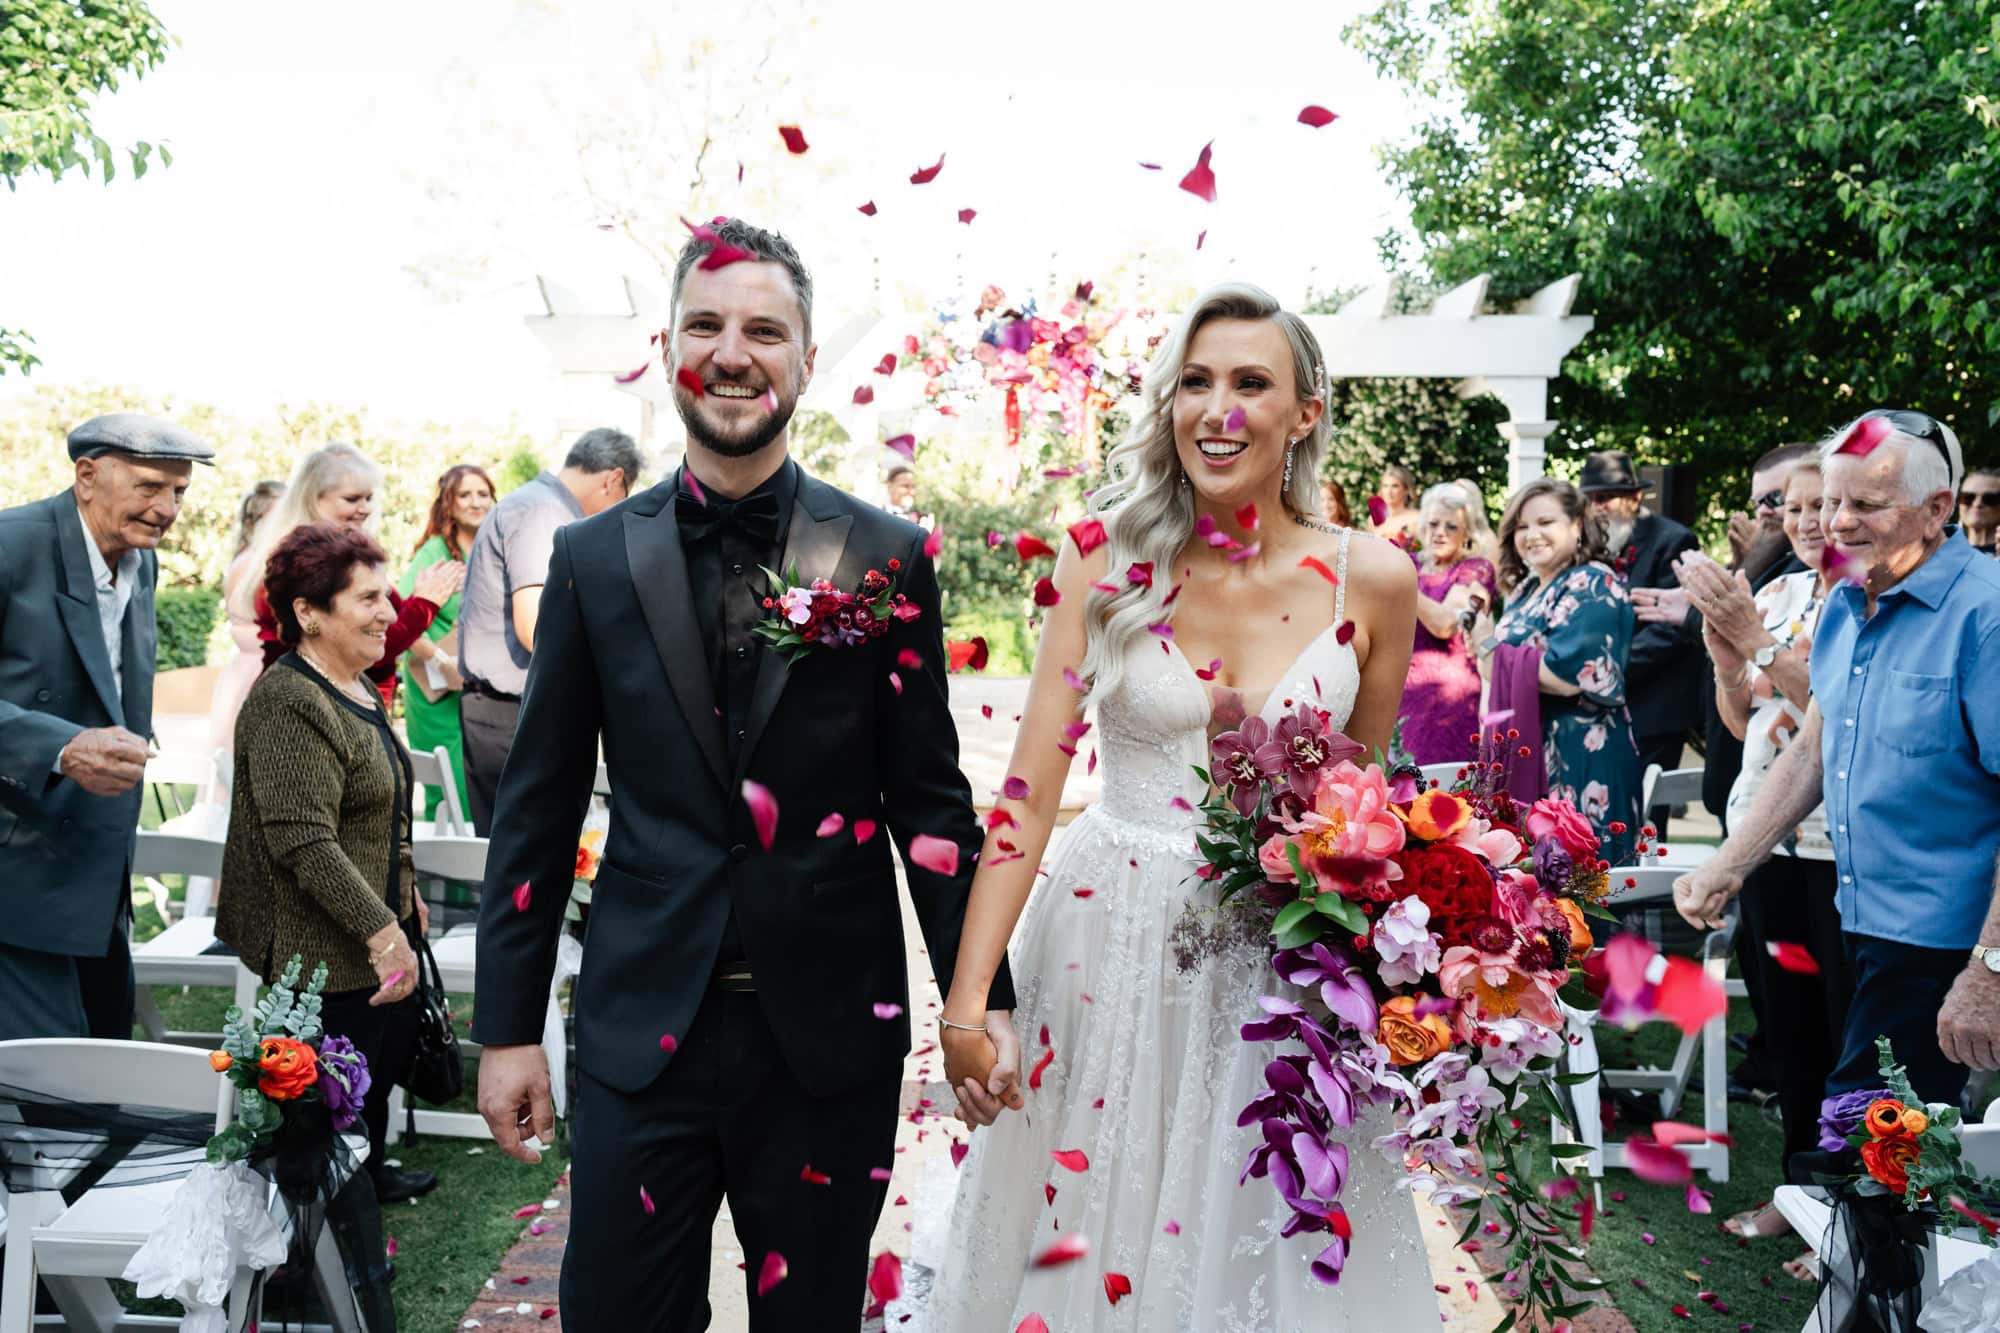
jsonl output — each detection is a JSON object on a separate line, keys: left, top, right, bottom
{"left": 1812, "top": 532, "right": 2000, "bottom": 948}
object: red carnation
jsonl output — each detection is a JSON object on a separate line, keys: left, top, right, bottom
{"left": 1398, "top": 844, "right": 1498, "bottom": 946}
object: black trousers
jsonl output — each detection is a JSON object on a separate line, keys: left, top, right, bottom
{"left": 460, "top": 691, "right": 522, "bottom": 837}
{"left": 1736, "top": 856, "right": 1848, "bottom": 1167}
{"left": 562, "top": 987, "right": 901, "bottom": 1332}
{"left": 1828, "top": 931, "right": 1972, "bottom": 1108}
{"left": 315, "top": 984, "right": 421, "bottom": 1176}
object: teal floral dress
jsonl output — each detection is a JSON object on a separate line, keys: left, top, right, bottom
{"left": 1495, "top": 560, "right": 1643, "bottom": 864}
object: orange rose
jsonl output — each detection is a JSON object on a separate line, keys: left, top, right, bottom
{"left": 1377, "top": 995, "right": 1454, "bottom": 1066}
{"left": 208, "top": 1050, "right": 233, "bottom": 1072}
{"left": 1551, "top": 897, "right": 1594, "bottom": 961}
{"left": 1404, "top": 788, "right": 1473, "bottom": 842}
{"left": 1860, "top": 1132, "right": 1921, "bottom": 1193}
{"left": 1865, "top": 1099, "right": 1910, "bottom": 1139}
{"left": 256, "top": 1036, "right": 319, "bottom": 1101}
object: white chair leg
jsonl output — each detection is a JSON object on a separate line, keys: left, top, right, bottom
{"left": 0, "top": 1192, "right": 40, "bottom": 1333}
{"left": 310, "top": 1216, "right": 366, "bottom": 1333}
{"left": 133, "top": 989, "right": 169, "bottom": 1043}
{"left": 41, "top": 1274, "right": 126, "bottom": 1332}
{"left": 1703, "top": 952, "right": 1732, "bottom": 1182}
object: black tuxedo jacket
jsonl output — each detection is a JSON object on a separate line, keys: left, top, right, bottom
{"left": 472, "top": 466, "right": 1012, "bottom": 1097}
{"left": 1615, "top": 510, "right": 1701, "bottom": 740}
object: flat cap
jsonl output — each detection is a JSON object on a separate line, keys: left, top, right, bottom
{"left": 67, "top": 413, "right": 215, "bottom": 465}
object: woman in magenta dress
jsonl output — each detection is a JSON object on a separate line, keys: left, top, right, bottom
{"left": 1397, "top": 482, "right": 1498, "bottom": 763}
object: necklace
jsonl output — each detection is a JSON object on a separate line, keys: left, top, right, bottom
{"left": 298, "top": 645, "right": 376, "bottom": 708}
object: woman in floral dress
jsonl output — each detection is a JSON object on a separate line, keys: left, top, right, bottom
{"left": 1488, "top": 478, "right": 1642, "bottom": 864}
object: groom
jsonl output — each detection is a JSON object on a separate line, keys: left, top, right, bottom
{"left": 473, "top": 218, "right": 1016, "bottom": 1330}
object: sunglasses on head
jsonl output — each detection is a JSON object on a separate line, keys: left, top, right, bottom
{"left": 1752, "top": 489, "right": 1786, "bottom": 511}
{"left": 1871, "top": 409, "right": 1958, "bottom": 487}
{"left": 1963, "top": 489, "right": 2000, "bottom": 507}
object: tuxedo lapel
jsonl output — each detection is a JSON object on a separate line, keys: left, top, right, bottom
{"left": 624, "top": 492, "right": 729, "bottom": 789}
{"left": 733, "top": 475, "right": 854, "bottom": 787}
{"left": 53, "top": 498, "right": 126, "bottom": 728}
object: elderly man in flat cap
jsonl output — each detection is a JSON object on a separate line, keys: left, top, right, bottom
{"left": 0, "top": 413, "right": 212, "bottom": 1038}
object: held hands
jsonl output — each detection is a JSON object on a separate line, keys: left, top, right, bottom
{"left": 477, "top": 1043, "right": 556, "bottom": 1163}
{"left": 1673, "top": 862, "right": 1743, "bottom": 931}
{"left": 1938, "top": 968, "right": 2000, "bottom": 1072}
{"left": 58, "top": 726, "right": 149, "bottom": 797}
{"left": 364, "top": 919, "right": 419, "bottom": 1007}
{"left": 942, "top": 1009, "right": 1025, "bottom": 1128}
{"left": 412, "top": 559, "right": 466, "bottom": 606}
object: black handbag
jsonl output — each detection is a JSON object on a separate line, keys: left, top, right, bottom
{"left": 401, "top": 923, "right": 465, "bottom": 1106}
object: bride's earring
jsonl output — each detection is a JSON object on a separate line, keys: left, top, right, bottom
{"left": 1282, "top": 440, "right": 1298, "bottom": 492}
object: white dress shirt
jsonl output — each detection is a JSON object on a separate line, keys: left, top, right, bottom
{"left": 78, "top": 505, "right": 140, "bottom": 701}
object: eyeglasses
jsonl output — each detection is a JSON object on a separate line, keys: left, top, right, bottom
{"left": 1962, "top": 490, "right": 2000, "bottom": 507}
{"left": 1752, "top": 490, "right": 1786, "bottom": 512}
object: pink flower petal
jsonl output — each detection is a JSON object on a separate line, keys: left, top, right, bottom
{"left": 512, "top": 1203, "right": 541, "bottom": 1219}
{"left": 1063, "top": 667, "right": 1088, "bottom": 691}
{"left": 1835, "top": 414, "right": 1892, "bottom": 458}
{"left": 909, "top": 834, "right": 959, "bottom": 876}
{"left": 1226, "top": 543, "right": 1261, "bottom": 563}
{"left": 1178, "top": 141, "right": 1217, "bottom": 202}
{"left": 1367, "top": 495, "right": 1388, "bottom": 527}
{"left": 512, "top": 880, "right": 532, "bottom": 912}
{"left": 1138, "top": 161, "right": 1162, "bottom": 170}
{"left": 1193, "top": 658, "right": 1222, "bottom": 680}
{"left": 909, "top": 153, "right": 946, "bottom": 184}
{"left": 1033, "top": 1233, "right": 1090, "bottom": 1267}
{"left": 614, "top": 363, "right": 649, "bottom": 384}
{"left": 1623, "top": 1135, "right": 1692, "bottom": 1184}
{"left": 385, "top": 1235, "right": 398, "bottom": 1257}
{"left": 640, "top": 1184, "right": 655, "bottom": 1214}
{"left": 856, "top": 200, "right": 877, "bottom": 216}
{"left": 756, "top": 1251, "right": 788, "bottom": 1297}
{"left": 1163, "top": 1219, "right": 1181, "bottom": 1235}
{"left": 897, "top": 648, "right": 922, "bottom": 670}
{"left": 1685, "top": 1181, "right": 1712, "bottom": 1214}
{"left": 1017, "top": 1318, "right": 1051, "bottom": 1333}
{"left": 888, "top": 671, "right": 902, "bottom": 695}
{"left": 684, "top": 471, "right": 706, "bottom": 505}
{"left": 1146, "top": 622, "right": 1174, "bottom": 640}
{"left": 816, "top": 813, "right": 845, "bottom": 838}
{"left": 957, "top": 207, "right": 977, "bottom": 224}
{"left": 676, "top": 366, "right": 706, "bottom": 398}
{"left": 1195, "top": 229, "right": 1206, "bottom": 250}
{"left": 1050, "top": 1148, "right": 1090, "bottom": 1172}
{"left": 924, "top": 526, "right": 944, "bottom": 559}
{"left": 741, "top": 780, "right": 778, "bottom": 850}
{"left": 800, "top": 1164, "right": 831, "bottom": 1185}
{"left": 885, "top": 433, "right": 916, "bottom": 461}
{"left": 872, "top": 1002, "right": 903, "bottom": 1019}
{"left": 874, "top": 353, "right": 898, "bottom": 376}
{"left": 659, "top": 1033, "right": 678, "bottom": 1054}
{"left": 1223, "top": 405, "right": 1246, "bottom": 432}
{"left": 1002, "top": 776, "right": 1031, "bottom": 801}
{"left": 852, "top": 384, "right": 875, "bottom": 405}
{"left": 868, "top": 1251, "right": 903, "bottom": 1306}
{"left": 777, "top": 125, "right": 808, "bottom": 155}
{"left": 949, "top": 1139, "right": 968, "bottom": 1168}
{"left": 1652, "top": 1120, "right": 1733, "bottom": 1148}
{"left": 854, "top": 819, "right": 878, "bottom": 844}
{"left": 1298, "top": 104, "right": 1339, "bottom": 128}
{"left": 870, "top": 1166, "right": 894, "bottom": 1181}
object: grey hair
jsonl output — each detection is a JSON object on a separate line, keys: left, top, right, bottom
{"left": 1077, "top": 282, "right": 1329, "bottom": 706}
{"left": 229, "top": 442, "right": 382, "bottom": 619}
{"left": 1418, "top": 482, "right": 1474, "bottom": 528}
{"left": 671, "top": 217, "right": 814, "bottom": 346}
{"left": 1816, "top": 410, "right": 1960, "bottom": 505}
{"left": 563, "top": 427, "right": 643, "bottom": 483}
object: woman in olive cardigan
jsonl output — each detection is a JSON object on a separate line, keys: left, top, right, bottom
{"left": 219, "top": 521, "right": 438, "bottom": 1204}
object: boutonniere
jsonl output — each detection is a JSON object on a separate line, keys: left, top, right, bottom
{"left": 754, "top": 559, "right": 920, "bottom": 664}
{"left": 1612, "top": 543, "right": 1638, "bottom": 576}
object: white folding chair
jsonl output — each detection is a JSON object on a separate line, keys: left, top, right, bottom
{"left": 1418, "top": 761, "right": 1470, "bottom": 789}
{"left": 407, "top": 744, "right": 470, "bottom": 838}
{"left": 142, "top": 750, "right": 220, "bottom": 825}
{"left": 131, "top": 832, "right": 260, "bottom": 1046}
{"left": 0, "top": 1038, "right": 365, "bottom": 1333}
{"left": 1551, "top": 866, "right": 1734, "bottom": 1182}
{"left": 1640, "top": 764, "right": 1717, "bottom": 869}
{"left": 592, "top": 760, "right": 612, "bottom": 799}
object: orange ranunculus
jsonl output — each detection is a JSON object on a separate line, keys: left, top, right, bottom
{"left": 1900, "top": 1106, "right": 1930, "bottom": 1136}
{"left": 575, "top": 844, "right": 601, "bottom": 882}
{"left": 1377, "top": 995, "right": 1453, "bottom": 1067}
{"left": 1552, "top": 897, "right": 1594, "bottom": 962}
{"left": 1404, "top": 788, "right": 1473, "bottom": 842}
{"left": 209, "top": 1050, "right": 233, "bottom": 1072}
{"left": 1865, "top": 1099, "right": 1910, "bottom": 1139}
{"left": 256, "top": 1036, "right": 319, "bottom": 1101}
{"left": 1860, "top": 1132, "right": 1921, "bottom": 1193}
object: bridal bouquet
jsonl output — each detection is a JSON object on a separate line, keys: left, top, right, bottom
{"left": 1194, "top": 706, "right": 1610, "bottom": 1320}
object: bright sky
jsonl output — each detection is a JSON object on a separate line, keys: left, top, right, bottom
{"left": 1, "top": 0, "right": 1425, "bottom": 433}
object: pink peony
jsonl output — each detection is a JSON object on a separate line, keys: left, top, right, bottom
{"left": 1524, "top": 798, "right": 1597, "bottom": 862}
{"left": 1439, "top": 945, "right": 1563, "bottom": 1029}
{"left": 1295, "top": 761, "right": 1406, "bottom": 879}
{"left": 1258, "top": 834, "right": 1299, "bottom": 883}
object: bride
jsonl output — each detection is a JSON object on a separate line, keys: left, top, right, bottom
{"left": 917, "top": 284, "right": 1440, "bottom": 1330}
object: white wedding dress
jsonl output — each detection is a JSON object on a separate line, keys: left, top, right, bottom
{"left": 906, "top": 529, "right": 1440, "bottom": 1332}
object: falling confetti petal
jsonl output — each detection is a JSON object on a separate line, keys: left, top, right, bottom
{"left": 1002, "top": 776, "right": 1032, "bottom": 800}
{"left": 1766, "top": 940, "right": 1820, "bottom": 974}
{"left": 676, "top": 367, "right": 706, "bottom": 398}
{"left": 874, "top": 353, "right": 898, "bottom": 375}
{"left": 1298, "top": 104, "right": 1339, "bottom": 127}
{"left": 1163, "top": 1219, "right": 1181, "bottom": 1235}
{"left": 897, "top": 648, "right": 923, "bottom": 670}
{"left": 1300, "top": 555, "right": 1339, "bottom": 586}
{"left": 1068, "top": 517, "right": 1108, "bottom": 555}
{"left": 512, "top": 1204, "right": 541, "bottom": 1219}
{"left": 640, "top": 1185, "right": 655, "bottom": 1214}
{"left": 1015, "top": 532, "right": 1057, "bottom": 561}
{"left": 512, "top": 881, "right": 532, "bottom": 912}
{"left": 1034, "top": 577, "right": 1061, "bottom": 607}
{"left": 1949, "top": 1195, "right": 2000, "bottom": 1235}
{"left": 910, "top": 153, "right": 946, "bottom": 184}
{"left": 777, "top": 125, "right": 808, "bottom": 154}
{"left": 760, "top": 387, "right": 779, "bottom": 413}
{"left": 1654, "top": 954, "right": 1727, "bottom": 1034}
{"left": 1195, "top": 229, "right": 1207, "bottom": 250}
{"left": 870, "top": 1166, "right": 893, "bottom": 1181}
{"left": 1335, "top": 621, "right": 1356, "bottom": 645}
{"left": 1017, "top": 1319, "right": 1051, "bottom": 1333}
{"left": 742, "top": 781, "right": 778, "bottom": 850}
{"left": 1366, "top": 495, "right": 1389, "bottom": 527}
{"left": 957, "top": 207, "right": 977, "bottom": 224}
{"left": 1178, "top": 141, "right": 1217, "bottom": 202}
{"left": 659, "top": 1033, "right": 678, "bottom": 1054}
{"left": 1624, "top": 1135, "right": 1693, "bottom": 1184}
{"left": 1029, "top": 1047, "right": 1055, "bottom": 1089}
{"left": 1235, "top": 503, "right": 1259, "bottom": 531}
{"left": 1653, "top": 1120, "right": 1734, "bottom": 1148}
{"left": 947, "top": 638, "right": 989, "bottom": 672}
{"left": 854, "top": 819, "right": 878, "bottom": 844}
{"left": 1103, "top": 1272, "right": 1133, "bottom": 1305}
{"left": 857, "top": 200, "right": 877, "bottom": 216}
{"left": 1033, "top": 1234, "right": 1089, "bottom": 1267}
{"left": 868, "top": 1251, "right": 903, "bottom": 1307}
{"left": 756, "top": 1252, "right": 788, "bottom": 1297}
{"left": 1193, "top": 658, "right": 1221, "bottom": 680}
{"left": 614, "top": 363, "right": 649, "bottom": 384}
{"left": 885, "top": 433, "right": 916, "bottom": 461}
{"left": 1063, "top": 667, "right": 1088, "bottom": 691}
{"left": 816, "top": 813, "right": 846, "bottom": 838}
{"left": 910, "top": 834, "right": 960, "bottom": 876}
{"left": 924, "top": 526, "right": 944, "bottom": 559}
{"left": 852, "top": 384, "right": 875, "bottom": 405}
{"left": 685, "top": 471, "right": 706, "bottom": 505}
{"left": 1223, "top": 405, "right": 1246, "bottom": 432}
{"left": 800, "top": 1164, "right": 831, "bottom": 1185}
{"left": 1050, "top": 1148, "right": 1090, "bottom": 1172}
{"left": 872, "top": 1002, "right": 902, "bottom": 1019}
{"left": 950, "top": 1140, "right": 969, "bottom": 1168}
{"left": 1835, "top": 414, "right": 1893, "bottom": 457}
{"left": 1686, "top": 1181, "right": 1712, "bottom": 1214}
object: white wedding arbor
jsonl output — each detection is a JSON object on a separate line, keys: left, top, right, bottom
{"left": 523, "top": 270, "right": 1594, "bottom": 492}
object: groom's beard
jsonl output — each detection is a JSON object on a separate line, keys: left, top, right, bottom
{"left": 1603, "top": 515, "right": 1636, "bottom": 552}
{"left": 674, "top": 373, "right": 801, "bottom": 458}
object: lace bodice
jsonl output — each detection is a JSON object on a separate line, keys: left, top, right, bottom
{"left": 1095, "top": 528, "right": 1359, "bottom": 834}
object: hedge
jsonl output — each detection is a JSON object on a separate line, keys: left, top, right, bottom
{"left": 155, "top": 586, "right": 223, "bottom": 671}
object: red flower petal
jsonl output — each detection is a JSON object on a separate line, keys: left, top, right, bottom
{"left": 1103, "top": 1272, "right": 1133, "bottom": 1305}
{"left": 1045, "top": 1183, "right": 1057, "bottom": 1205}
{"left": 1366, "top": 495, "right": 1388, "bottom": 527}
{"left": 741, "top": 780, "right": 778, "bottom": 850}
{"left": 512, "top": 1203, "right": 541, "bottom": 1219}
{"left": 1193, "top": 658, "right": 1221, "bottom": 680}
{"left": 676, "top": 366, "right": 706, "bottom": 398}
{"left": 1032, "top": 1234, "right": 1089, "bottom": 1267}
{"left": 852, "top": 384, "right": 875, "bottom": 405}
{"left": 909, "top": 153, "right": 946, "bottom": 184}
{"left": 816, "top": 812, "right": 845, "bottom": 838}
{"left": 1652, "top": 1120, "right": 1734, "bottom": 1148}
{"left": 800, "top": 1164, "right": 831, "bottom": 1185}
{"left": 1235, "top": 503, "right": 1259, "bottom": 532}
{"left": 1835, "top": 414, "right": 1893, "bottom": 458}
{"left": 910, "top": 834, "right": 959, "bottom": 876}
{"left": 1623, "top": 1135, "right": 1692, "bottom": 1184}
{"left": 1002, "top": 776, "right": 1031, "bottom": 800}
{"left": 885, "top": 433, "right": 916, "bottom": 461}
{"left": 1067, "top": 517, "right": 1108, "bottom": 556}
{"left": 1580, "top": 1193, "right": 1596, "bottom": 1243}
{"left": 1028, "top": 1047, "right": 1055, "bottom": 1090}
{"left": 1033, "top": 577, "right": 1061, "bottom": 607}
{"left": 896, "top": 648, "right": 922, "bottom": 670}
{"left": 614, "top": 363, "right": 649, "bottom": 384}
{"left": 854, "top": 819, "right": 878, "bottom": 844}
{"left": 1015, "top": 532, "right": 1056, "bottom": 561}
{"left": 1327, "top": 1207, "right": 1352, "bottom": 1240}
{"left": 1050, "top": 1148, "right": 1090, "bottom": 1172}
{"left": 1299, "top": 555, "right": 1339, "bottom": 586}
{"left": 1178, "top": 141, "right": 1217, "bottom": 202}
{"left": 868, "top": 1251, "right": 903, "bottom": 1305}
{"left": 874, "top": 353, "right": 898, "bottom": 376}
{"left": 957, "top": 207, "right": 977, "bottom": 224}
{"left": 659, "top": 1033, "right": 678, "bottom": 1054}
{"left": 949, "top": 1139, "right": 968, "bottom": 1167}
{"left": 512, "top": 880, "right": 532, "bottom": 912}
{"left": 1767, "top": 940, "right": 1821, "bottom": 974}
{"left": 1949, "top": 1194, "right": 2000, "bottom": 1235}
{"left": 1335, "top": 620, "right": 1356, "bottom": 645}
{"left": 1126, "top": 561, "right": 1154, "bottom": 588}
{"left": 777, "top": 125, "right": 808, "bottom": 155}
{"left": 1654, "top": 954, "right": 1727, "bottom": 1034}
{"left": 857, "top": 200, "right": 877, "bottom": 216}
{"left": 1298, "top": 104, "right": 1339, "bottom": 128}
{"left": 924, "top": 526, "right": 944, "bottom": 560}
{"left": 756, "top": 1251, "right": 788, "bottom": 1297}
{"left": 1016, "top": 1317, "right": 1051, "bottom": 1333}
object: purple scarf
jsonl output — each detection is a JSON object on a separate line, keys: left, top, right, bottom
{"left": 1487, "top": 642, "right": 1547, "bottom": 805}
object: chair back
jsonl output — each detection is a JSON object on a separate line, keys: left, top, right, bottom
{"left": 0, "top": 1038, "right": 230, "bottom": 1129}
{"left": 1964, "top": 1123, "right": 2000, "bottom": 1176}
{"left": 1419, "top": 761, "right": 1469, "bottom": 789}
{"left": 411, "top": 834, "right": 490, "bottom": 885}
{"left": 407, "top": 744, "right": 470, "bottom": 835}
{"left": 1607, "top": 865, "right": 1684, "bottom": 906}
{"left": 1641, "top": 764, "right": 1704, "bottom": 814}
{"left": 133, "top": 830, "right": 227, "bottom": 882}
{"left": 144, "top": 749, "right": 222, "bottom": 791}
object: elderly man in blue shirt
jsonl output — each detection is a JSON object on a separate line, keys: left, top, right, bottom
{"left": 1677, "top": 408, "right": 2000, "bottom": 1121}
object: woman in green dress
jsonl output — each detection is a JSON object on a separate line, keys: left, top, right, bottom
{"left": 399, "top": 464, "right": 495, "bottom": 818}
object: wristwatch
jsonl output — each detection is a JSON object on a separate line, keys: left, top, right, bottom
{"left": 1971, "top": 946, "right": 2000, "bottom": 974}
{"left": 1750, "top": 640, "right": 1780, "bottom": 670}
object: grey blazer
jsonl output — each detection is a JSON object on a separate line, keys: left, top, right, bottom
{"left": 0, "top": 490, "right": 156, "bottom": 957}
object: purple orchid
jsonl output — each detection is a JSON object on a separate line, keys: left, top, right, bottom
{"left": 1268, "top": 706, "right": 1363, "bottom": 800}
{"left": 1211, "top": 717, "right": 1284, "bottom": 815}
{"left": 317, "top": 1033, "right": 371, "bottom": 1133}
{"left": 1273, "top": 943, "right": 1380, "bottom": 1035}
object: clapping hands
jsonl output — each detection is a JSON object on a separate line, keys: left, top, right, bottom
{"left": 942, "top": 1010, "right": 1025, "bottom": 1128}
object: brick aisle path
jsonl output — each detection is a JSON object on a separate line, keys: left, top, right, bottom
{"left": 457, "top": 1173, "right": 571, "bottom": 1331}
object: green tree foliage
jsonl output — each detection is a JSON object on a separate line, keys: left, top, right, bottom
{"left": 1349, "top": 0, "right": 2000, "bottom": 514}
{"left": 2, "top": 0, "right": 175, "bottom": 375}
{"left": 152, "top": 585, "right": 220, "bottom": 670}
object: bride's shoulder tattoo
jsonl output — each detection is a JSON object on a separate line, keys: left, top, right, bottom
{"left": 1289, "top": 512, "right": 1342, "bottom": 535}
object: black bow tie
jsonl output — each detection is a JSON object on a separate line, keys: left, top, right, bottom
{"left": 675, "top": 487, "right": 782, "bottom": 544}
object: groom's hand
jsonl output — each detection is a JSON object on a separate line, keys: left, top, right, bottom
{"left": 477, "top": 1043, "right": 555, "bottom": 1163}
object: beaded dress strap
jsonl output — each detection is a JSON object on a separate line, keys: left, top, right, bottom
{"left": 1334, "top": 527, "right": 1353, "bottom": 624}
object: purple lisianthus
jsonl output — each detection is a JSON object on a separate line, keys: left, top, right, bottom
{"left": 1531, "top": 834, "right": 1573, "bottom": 892}
{"left": 1818, "top": 1087, "right": 1892, "bottom": 1153}
{"left": 317, "top": 1034, "right": 372, "bottom": 1133}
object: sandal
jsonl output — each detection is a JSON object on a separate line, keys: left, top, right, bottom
{"left": 1782, "top": 1250, "right": 1821, "bottom": 1282}
{"left": 1722, "top": 1202, "right": 1794, "bottom": 1239}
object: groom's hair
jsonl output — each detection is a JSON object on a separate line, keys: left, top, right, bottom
{"left": 671, "top": 217, "right": 815, "bottom": 346}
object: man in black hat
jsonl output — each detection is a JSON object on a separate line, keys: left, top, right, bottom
{"left": 1578, "top": 449, "right": 1700, "bottom": 834}
{"left": 0, "top": 412, "right": 211, "bottom": 1038}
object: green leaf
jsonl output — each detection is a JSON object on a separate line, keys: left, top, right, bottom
{"left": 1548, "top": 1142, "right": 1596, "bottom": 1159}
{"left": 1273, "top": 899, "right": 1323, "bottom": 949}
{"left": 1284, "top": 841, "right": 1315, "bottom": 892}
{"left": 1313, "top": 891, "right": 1369, "bottom": 934}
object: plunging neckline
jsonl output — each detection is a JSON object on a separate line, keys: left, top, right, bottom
{"left": 1161, "top": 621, "right": 1348, "bottom": 728}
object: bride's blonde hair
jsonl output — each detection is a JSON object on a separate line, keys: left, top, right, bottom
{"left": 1078, "top": 283, "right": 1329, "bottom": 706}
